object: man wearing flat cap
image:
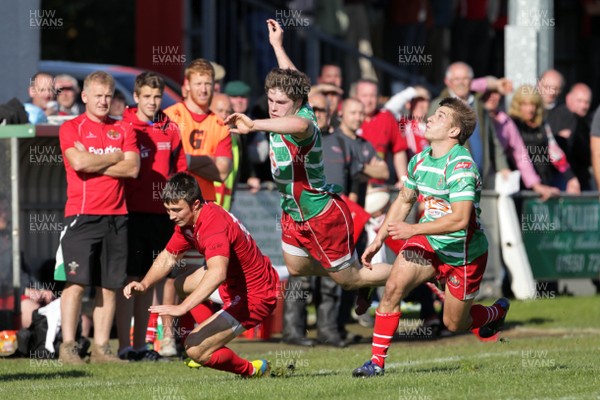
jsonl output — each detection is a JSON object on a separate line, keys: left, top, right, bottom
{"left": 225, "top": 80, "right": 270, "bottom": 192}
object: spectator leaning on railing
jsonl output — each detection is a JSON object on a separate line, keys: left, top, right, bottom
{"left": 508, "top": 85, "right": 580, "bottom": 194}
{"left": 480, "top": 88, "right": 559, "bottom": 200}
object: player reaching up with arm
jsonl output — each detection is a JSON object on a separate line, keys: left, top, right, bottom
{"left": 225, "top": 19, "right": 391, "bottom": 316}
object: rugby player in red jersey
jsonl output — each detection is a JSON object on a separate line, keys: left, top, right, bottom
{"left": 124, "top": 172, "right": 278, "bottom": 377}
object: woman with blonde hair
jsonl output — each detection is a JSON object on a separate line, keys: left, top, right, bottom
{"left": 508, "top": 85, "right": 580, "bottom": 193}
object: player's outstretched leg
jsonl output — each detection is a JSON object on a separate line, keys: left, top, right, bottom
{"left": 471, "top": 298, "right": 511, "bottom": 341}
{"left": 353, "top": 251, "right": 436, "bottom": 378}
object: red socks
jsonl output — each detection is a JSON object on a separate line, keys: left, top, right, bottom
{"left": 190, "top": 302, "right": 214, "bottom": 324}
{"left": 202, "top": 346, "right": 253, "bottom": 376}
{"left": 145, "top": 312, "right": 159, "bottom": 344}
{"left": 469, "top": 303, "right": 506, "bottom": 329}
{"left": 371, "top": 310, "right": 401, "bottom": 368}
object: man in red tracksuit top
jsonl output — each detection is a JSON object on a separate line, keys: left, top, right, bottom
{"left": 57, "top": 71, "right": 140, "bottom": 364}
{"left": 115, "top": 72, "right": 188, "bottom": 361}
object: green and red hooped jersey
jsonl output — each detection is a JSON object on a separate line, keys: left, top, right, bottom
{"left": 269, "top": 103, "right": 340, "bottom": 222}
{"left": 404, "top": 144, "right": 488, "bottom": 266}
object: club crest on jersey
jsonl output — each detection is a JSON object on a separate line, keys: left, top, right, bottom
{"left": 448, "top": 275, "right": 460, "bottom": 288}
{"left": 454, "top": 161, "right": 472, "bottom": 171}
{"left": 106, "top": 129, "right": 121, "bottom": 140}
{"left": 437, "top": 176, "right": 444, "bottom": 188}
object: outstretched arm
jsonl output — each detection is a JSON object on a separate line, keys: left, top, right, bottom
{"left": 123, "top": 250, "right": 183, "bottom": 299}
{"left": 225, "top": 112, "right": 314, "bottom": 141}
{"left": 267, "top": 19, "right": 297, "bottom": 71}
{"left": 148, "top": 256, "right": 228, "bottom": 317}
{"left": 388, "top": 200, "right": 472, "bottom": 240}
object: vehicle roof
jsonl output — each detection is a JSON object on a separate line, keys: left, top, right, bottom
{"left": 39, "top": 60, "right": 182, "bottom": 107}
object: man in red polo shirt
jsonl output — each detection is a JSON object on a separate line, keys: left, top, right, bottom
{"left": 124, "top": 172, "right": 278, "bottom": 377}
{"left": 353, "top": 79, "right": 409, "bottom": 188}
{"left": 116, "top": 72, "right": 187, "bottom": 361}
{"left": 57, "top": 71, "right": 140, "bottom": 364}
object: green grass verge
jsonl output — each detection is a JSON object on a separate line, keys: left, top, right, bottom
{"left": 1, "top": 296, "right": 599, "bottom": 400}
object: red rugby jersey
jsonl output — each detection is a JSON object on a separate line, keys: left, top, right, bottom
{"left": 359, "top": 109, "right": 408, "bottom": 159}
{"left": 165, "top": 203, "right": 278, "bottom": 300}
{"left": 122, "top": 107, "right": 187, "bottom": 214}
{"left": 59, "top": 113, "right": 139, "bottom": 217}
{"left": 359, "top": 109, "right": 408, "bottom": 184}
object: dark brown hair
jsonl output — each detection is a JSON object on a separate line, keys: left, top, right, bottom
{"left": 134, "top": 71, "right": 165, "bottom": 95}
{"left": 264, "top": 68, "right": 311, "bottom": 105}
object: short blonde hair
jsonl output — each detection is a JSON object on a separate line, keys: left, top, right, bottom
{"left": 83, "top": 71, "right": 115, "bottom": 93}
{"left": 508, "top": 85, "right": 544, "bottom": 127}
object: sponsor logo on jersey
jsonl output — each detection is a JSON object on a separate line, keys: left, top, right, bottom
{"left": 88, "top": 146, "right": 122, "bottom": 154}
{"left": 157, "top": 142, "right": 172, "bottom": 151}
{"left": 454, "top": 161, "right": 472, "bottom": 170}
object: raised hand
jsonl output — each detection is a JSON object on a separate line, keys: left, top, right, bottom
{"left": 266, "top": 18, "right": 284, "bottom": 49}
{"left": 224, "top": 113, "right": 255, "bottom": 134}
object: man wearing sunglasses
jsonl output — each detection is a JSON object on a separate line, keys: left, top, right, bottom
{"left": 54, "top": 74, "right": 81, "bottom": 115}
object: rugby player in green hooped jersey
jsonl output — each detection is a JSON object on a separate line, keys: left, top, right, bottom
{"left": 352, "top": 97, "right": 511, "bottom": 378}
{"left": 225, "top": 19, "right": 391, "bottom": 313}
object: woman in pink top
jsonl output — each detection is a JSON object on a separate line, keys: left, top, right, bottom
{"left": 482, "top": 90, "right": 560, "bottom": 199}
